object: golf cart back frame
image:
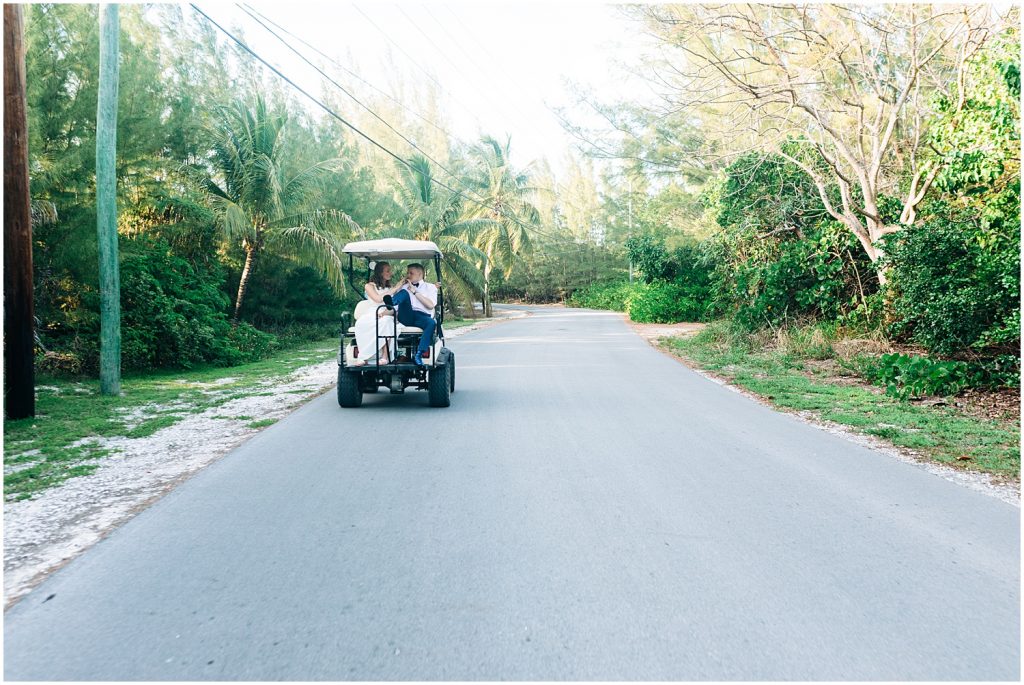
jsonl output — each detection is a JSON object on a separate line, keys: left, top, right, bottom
{"left": 336, "top": 239, "right": 454, "bottom": 408}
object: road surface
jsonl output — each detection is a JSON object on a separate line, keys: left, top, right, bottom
{"left": 4, "top": 306, "right": 1019, "bottom": 679}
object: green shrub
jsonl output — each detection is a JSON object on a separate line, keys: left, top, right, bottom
{"left": 264, "top": 321, "right": 341, "bottom": 347}
{"left": 627, "top": 281, "right": 705, "bottom": 323}
{"left": 119, "top": 240, "right": 277, "bottom": 370}
{"left": 237, "top": 258, "right": 348, "bottom": 329}
{"left": 568, "top": 281, "right": 637, "bottom": 312}
{"left": 883, "top": 205, "right": 1020, "bottom": 355}
{"left": 570, "top": 273, "right": 712, "bottom": 324}
{"left": 494, "top": 242, "right": 627, "bottom": 303}
{"left": 625, "top": 234, "right": 675, "bottom": 283}
{"left": 860, "top": 352, "right": 1020, "bottom": 399}
{"left": 225, "top": 322, "right": 278, "bottom": 362}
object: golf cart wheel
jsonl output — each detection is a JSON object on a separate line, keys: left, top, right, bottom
{"left": 428, "top": 362, "right": 451, "bottom": 408}
{"left": 337, "top": 366, "right": 363, "bottom": 408}
{"left": 449, "top": 352, "right": 455, "bottom": 393}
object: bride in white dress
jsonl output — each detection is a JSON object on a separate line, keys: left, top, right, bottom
{"left": 352, "top": 261, "right": 406, "bottom": 365}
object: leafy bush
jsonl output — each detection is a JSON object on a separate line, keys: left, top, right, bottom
{"left": 236, "top": 258, "right": 348, "bottom": 329}
{"left": 861, "top": 352, "right": 1020, "bottom": 399}
{"left": 119, "top": 240, "right": 277, "bottom": 370}
{"left": 265, "top": 321, "right": 343, "bottom": 347}
{"left": 625, "top": 234, "right": 675, "bottom": 283}
{"left": 568, "top": 281, "right": 637, "bottom": 311}
{"left": 714, "top": 150, "right": 828, "bottom": 237}
{"left": 626, "top": 281, "right": 706, "bottom": 323}
{"left": 225, "top": 322, "right": 278, "bottom": 362}
{"left": 863, "top": 353, "right": 971, "bottom": 399}
{"left": 835, "top": 292, "right": 887, "bottom": 334}
{"left": 35, "top": 350, "right": 86, "bottom": 376}
{"left": 707, "top": 212, "right": 876, "bottom": 332}
{"left": 883, "top": 206, "right": 1020, "bottom": 355}
{"left": 494, "top": 242, "right": 627, "bottom": 303}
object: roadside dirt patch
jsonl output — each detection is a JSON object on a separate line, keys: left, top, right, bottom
{"left": 628, "top": 320, "right": 706, "bottom": 342}
{"left": 943, "top": 387, "right": 1021, "bottom": 427}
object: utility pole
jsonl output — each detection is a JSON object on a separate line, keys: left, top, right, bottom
{"left": 96, "top": 3, "right": 120, "bottom": 395}
{"left": 4, "top": 4, "right": 35, "bottom": 419}
{"left": 627, "top": 174, "right": 633, "bottom": 285}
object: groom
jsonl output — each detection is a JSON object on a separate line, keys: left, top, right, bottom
{"left": 388, "top": 263, "right": 438, "bottom": 366}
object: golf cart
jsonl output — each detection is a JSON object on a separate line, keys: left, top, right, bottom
{"left": 337, "top": 238, "right": 454, "bottom": 408}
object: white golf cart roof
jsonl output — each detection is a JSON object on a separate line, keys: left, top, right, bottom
{"left": 342, "top": 238, "right": 442, "bottom": 260}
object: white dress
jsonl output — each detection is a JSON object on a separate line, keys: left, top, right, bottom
{"left": 353, "top": 285, "right": 406, "bottom": 362}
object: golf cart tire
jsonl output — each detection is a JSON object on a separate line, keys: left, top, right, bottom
{"left": 337, "top": 366, "right": 363, "bottom": 408}
{"left": 449, "top": 352, "right": 455, "bottom": 393}
{"left": 428, "top": 362, "right": 451, "bottom": 408}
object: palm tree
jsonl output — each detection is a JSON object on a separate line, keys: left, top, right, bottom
{"left": 202, "top": 94, "right": 359, "bottom": 322}
{"left": 394, "top": 154, "right": 492, "bottom": 317}
{"left": 465, "top": 135, "right": 541, "bottom": 316}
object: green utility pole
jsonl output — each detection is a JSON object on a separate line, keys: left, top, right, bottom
{"left": 4, "top": 3, "right": 35, "bottom": 419}
{"left": 96, "top": 3, "right": 120, "bottom": 395}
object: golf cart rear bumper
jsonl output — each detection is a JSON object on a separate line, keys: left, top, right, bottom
{"left": 342, "top": 362, "right": 437, "bottom": 373}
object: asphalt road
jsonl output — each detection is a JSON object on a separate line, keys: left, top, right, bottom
{"left": 4, "top": 306, "right": 1019, "bottom": 680}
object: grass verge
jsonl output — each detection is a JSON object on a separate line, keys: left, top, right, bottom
{"left": 662, "top": 325, "right": 1020, "bottom": 481}
{"left": 442, "top": 317, "right": 480, "bottom": 330}
{"left": 4, "top": 337, "right": 339, "bottom": 501}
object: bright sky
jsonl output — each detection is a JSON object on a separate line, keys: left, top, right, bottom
{"left": 193, "top": 1, "right": 656, "bottom": 179}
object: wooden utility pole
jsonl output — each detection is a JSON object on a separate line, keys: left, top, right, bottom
{"left": 4, "top": 4, "right": 35, "bottom": 419}
{"left": 96, "top": 3, "right": 120, "bottom": 395}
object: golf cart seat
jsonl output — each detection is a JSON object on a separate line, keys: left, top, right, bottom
{"left": 346, "top": 299, "right": 422, "bottom": 334}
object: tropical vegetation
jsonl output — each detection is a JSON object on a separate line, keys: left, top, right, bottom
{"left": 15, "top": 3, "right": 1022, "bottom": 423}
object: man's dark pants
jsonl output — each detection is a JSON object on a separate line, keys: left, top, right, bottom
{"left": 391, "top": 289, "right": 436, "bottom": 354}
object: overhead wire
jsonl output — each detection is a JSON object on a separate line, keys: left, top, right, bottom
{"left": 349, "top": 5, "right": 589, "bottom": 247}
{"left": 235, "top": 3, "right": 571, "bottom": 245}
{"left": 420, "top": 4, "right": 543, "bottom": 133}
{"left": 349, "top": 3, "right": 487, "bottom": 132}
{"left": 236, "top": 3, "right": 471, "bottom": 197}
{"left": 239, "top": 3, "right": 454, "bottom": 140}
{"left": 439, "top": 4, "right": 674, "bottom": 173}
{"left": 189, "top": 3, "right": 571, "bottom": 246}
{"left": 393, "top": 4, "right": 534, "bottom": 136}
{"left": 337, "top": 4, "right": 597, "bottom": 249}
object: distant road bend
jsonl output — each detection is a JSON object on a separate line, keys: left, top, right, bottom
{"left": 4, "top": 305, "right": 1019, "bottom": 680}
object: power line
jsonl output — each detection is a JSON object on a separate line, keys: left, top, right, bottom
{"left": 189, "top": 3, "right": 567, "bottom": 246}
{"left": 236, "top": 3, "right": 468, "bottom": 195}
{"left": 349, "top": 3, "right": 486, "bottom": 132}
{"left": 190, "top": 5, "right": 422, "bottom": 176}
{"left": 394, "top": 4, "right": 530, "bottom": 133}
{"left": 337, "top": 5, "right": 588, "bottom": 246}
{"left": 439, "top": 4, "right": 557, "bottom": 122}
{"left": 439, "top": 4, "right": 671, "bottom": 173}
{"left": 420, "top": 4, "right": 544, "bottom": 136}
{"left": 234, "top": 4, "right": 569, "bottom": 245}
{"left": 239, "top": 2, "right": 454, "bottom": 141}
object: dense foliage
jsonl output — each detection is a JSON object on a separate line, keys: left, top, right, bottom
{"left": 562, "top": 15, "right": 1020, "bottom": 400}
{"left": 884, "top": 206, "right": 1020, "bottom": 356}
{"left": 21, "top": 4, "right": 1021, "bottom": 401}
{"left": 24, "top": 5, "right": 550, "bottom": 375}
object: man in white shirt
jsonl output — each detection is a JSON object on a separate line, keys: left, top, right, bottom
{"left": 388, "top": 263, "right": 438, "bottom": 365}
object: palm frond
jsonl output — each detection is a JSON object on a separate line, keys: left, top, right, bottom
{"left": 267, "top": 209, "right": 361, "bottom": 293}
{"left": 208, "top": 195, "right": 256, "bottom": 244}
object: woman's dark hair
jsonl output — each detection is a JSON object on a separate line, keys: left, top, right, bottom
{"left": 370, "top": 261, "right": 392, "bottom": 288}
